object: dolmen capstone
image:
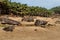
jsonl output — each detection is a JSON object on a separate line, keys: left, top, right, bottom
{"left": 0, "top": 18, "right": 21, "bottom": 25}
{"left": 35, "top": 19, "right": 48, "bottom": 27}
{"left": 3, "top": 25, "right": 15, "bottom": 32}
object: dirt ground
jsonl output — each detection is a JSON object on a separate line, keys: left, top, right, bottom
{"left": 0, "top": 16, "right": 60, "bottom": 40}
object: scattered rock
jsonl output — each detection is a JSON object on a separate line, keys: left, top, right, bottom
{"left": 41, "top": 25, "right": 46, "bottom": 28}
{"left": 34, "top": 29, "right": 37, "bottom": 31}
{"left": 55, "top": 20, "right": 60, "bottom": 24}
{"left": 47, "top": 24, "right": 54, "bottom": 26}
{"left": 21, "top": 16, "right": 34, "bottom": 22}
{"left": 3, "top": 25, "right": 15, "bottom": 32}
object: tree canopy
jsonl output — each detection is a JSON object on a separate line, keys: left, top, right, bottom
{"left": 0, "top": 0, "right": 55, "bottom": 17}
{"left": 51, "top": 6, "right": 60, "bottom": 14}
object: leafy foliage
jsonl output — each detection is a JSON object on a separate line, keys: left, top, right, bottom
{"left": 0, "top": 0, "right": 52, "bottom": 17}
{"left": 51, "top": 6, "right": 60, "bottom": 14}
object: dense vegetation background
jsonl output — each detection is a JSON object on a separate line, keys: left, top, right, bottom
{"left": 0, "top": 0, "right": 60, "bottom": 17}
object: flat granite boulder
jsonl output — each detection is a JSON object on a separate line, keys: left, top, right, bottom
{"left": 35, "top": 19, "right": 48, "bottom": 27}
{"left": 0, "top": 18, "right": 21, "bottom": 25}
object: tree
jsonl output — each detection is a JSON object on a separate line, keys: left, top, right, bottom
{"left": 0, "top": 0, "right": 52, "bottom": 17}
{"left": 51, "top": 6, "right": 60, "bottom": 14}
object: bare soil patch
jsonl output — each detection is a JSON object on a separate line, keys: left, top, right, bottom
{"left": 0, "top": 16, "right": 60, "bottom": 40}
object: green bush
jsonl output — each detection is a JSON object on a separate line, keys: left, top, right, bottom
{"left": 1, "top": 0, "right": 52, "bottom": 17}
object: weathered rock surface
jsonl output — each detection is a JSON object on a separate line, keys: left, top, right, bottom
{"left": 3, "top": 25, "right": 15, "bottom": 32}
{"left": 35, "top": 19, "right": 48, "bottom": 26}
{"left": 21, "top": 16, "right": 34, "bottom": 22}
{"left": 0, "top": 18, "right": 21, "bottom": 25}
